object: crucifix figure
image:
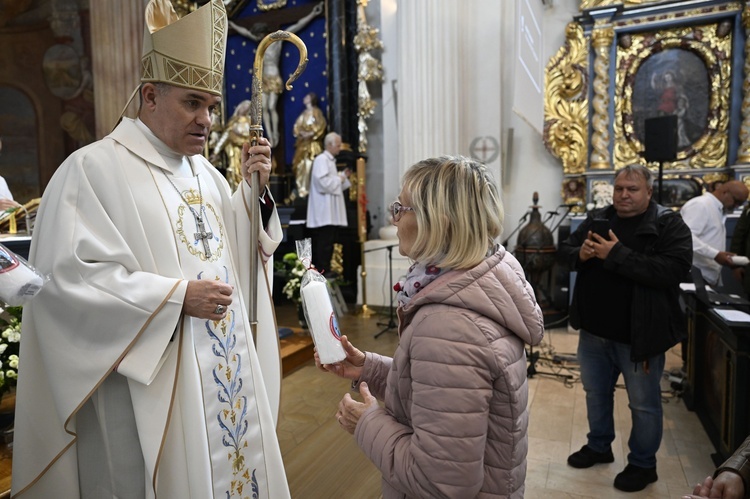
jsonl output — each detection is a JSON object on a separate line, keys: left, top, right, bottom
{"left": 194, "top": 217, "right": 213, "bottom": 258}
{"left": 228, "top": 1, "right": 323, "bottom": 148}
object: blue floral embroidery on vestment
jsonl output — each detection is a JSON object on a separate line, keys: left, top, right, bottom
{"left": 200, "top": 266, "right": 258, "bottom": 497}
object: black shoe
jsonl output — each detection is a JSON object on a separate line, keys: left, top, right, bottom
{"left": 613, "top": 463, "right": 658, "bottom": 492}
{"left": 567, "top": 445, "right": 615, "bottom": 468}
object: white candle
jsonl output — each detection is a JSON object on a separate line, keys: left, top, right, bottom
{"left": 300, "top": 280, "right": 346, "bottom": 364}
{"left": 0, "top": 255, "right": 44, "bottom": 306}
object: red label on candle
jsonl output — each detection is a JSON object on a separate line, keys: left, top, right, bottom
{"left": 0, "top": 248, "right": 19, "bottom": 274}
{"left": 329, "top": 312, "right": 342, "bottom": 340}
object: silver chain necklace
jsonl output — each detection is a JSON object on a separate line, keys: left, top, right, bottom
{"left": 162, "top": 168, "right": 214, "bottom": 258}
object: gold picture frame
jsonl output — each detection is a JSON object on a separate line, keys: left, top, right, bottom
{"left": 613, "top": 21, "right": 733, "bottom": 170}
{"left": 652, "top": 174, "right": 704, "bottom": 208}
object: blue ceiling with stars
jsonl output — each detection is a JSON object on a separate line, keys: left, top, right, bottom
{"left": 224, "top": 0, "right": 328, "bottom": 167}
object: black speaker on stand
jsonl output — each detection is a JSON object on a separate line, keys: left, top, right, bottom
{"left": 644, "top": 115, "right": 678, "bottom": 203}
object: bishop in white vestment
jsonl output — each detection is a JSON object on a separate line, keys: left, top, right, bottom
{"left": 12, "top": 115, "right": 289, "bottom": 498}
{"left": 12, "top": 1, "right": 290, "bottom": 497}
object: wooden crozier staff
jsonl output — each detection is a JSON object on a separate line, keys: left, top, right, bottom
{"left": 248, "top": 32, "right": 307, "bottom": 342}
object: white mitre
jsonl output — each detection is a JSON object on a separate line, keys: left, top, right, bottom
{"left": 141, "top": 0, "right": 227, "bottom": 96}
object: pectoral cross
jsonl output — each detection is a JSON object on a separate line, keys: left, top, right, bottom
{"left": 194, "top": 217, "right": 213, "bottom": 258}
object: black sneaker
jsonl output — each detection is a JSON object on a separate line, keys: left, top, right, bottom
{"left": 614, "top": 463, "right": 658, "bottom": 492}
{"left": 567, "top": 445, "right": 615, "bottom": 468}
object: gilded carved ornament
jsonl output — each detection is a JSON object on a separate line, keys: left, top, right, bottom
{"left": 590, "top": 24, "right": 615, "bottom": 170}
{"left": 561, "top": 177, "right": 586, "bottom": 214}
{"left": 702, "top": 172, "right": 730, "bottom": 187}
{"left": 354, "top": 0, "right": 383, "bottom": 154}
{"left": 613, "top": 23, "right": 732, "bottom": 170}
{"left": 543, "top": 22, "right": 589, "bottom": 175}
{"left": 737, "top": 5, "right": 750, "bottom": 163}
{"left": 580, "top": 0, "right": 665, "bottom": 9}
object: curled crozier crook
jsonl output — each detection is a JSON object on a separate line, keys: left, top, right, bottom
{"left": 248, "top": 31, "right": 309, "bottom": 143}
{"left": 247, "top": 31, "right": 308, "bottom": 347}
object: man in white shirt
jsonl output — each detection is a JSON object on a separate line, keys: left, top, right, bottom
{"left": 680, "top": 179, "right": 749, "bottom": 285}
{"left": 0, "top": 138, "right": 20, "bottom": 211}
{"left": 0, "top": 176, "right": 19, "bottom": 211}
{"left": 306, "top": 132, "right": 351, "bottom": 272}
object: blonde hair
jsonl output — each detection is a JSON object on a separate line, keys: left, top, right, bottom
{"left": 401, "top": 156, "right": 504, "bottom": 269}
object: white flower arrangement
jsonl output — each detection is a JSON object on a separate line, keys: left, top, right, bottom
{"left": 278, "top": 253, "right": 305, "bottom": 304}
{"left": 0, "top": 306, "right": 21, "bottom": 394}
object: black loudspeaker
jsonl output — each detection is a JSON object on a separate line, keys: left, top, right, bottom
{"left": 644, "top": 115, "right": 678, "bottom": 162}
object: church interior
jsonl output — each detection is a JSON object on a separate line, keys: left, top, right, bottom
{"left": 1, "top": 0, "right": 749, "bottom": 497}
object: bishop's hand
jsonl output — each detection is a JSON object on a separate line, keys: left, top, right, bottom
{"left": 241, "top": 138, "right": 272, "bottom": 191}
{"left": 184, "top": 279, "right": 233, "bottom": 319}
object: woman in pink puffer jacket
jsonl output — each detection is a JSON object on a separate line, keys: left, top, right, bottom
{"left": 317, "top": 156, "right": 545, "bottom": 498}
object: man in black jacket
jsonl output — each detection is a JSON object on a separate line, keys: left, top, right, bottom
{"left": 559, "top": 164, "right": 692, "bottom": 493}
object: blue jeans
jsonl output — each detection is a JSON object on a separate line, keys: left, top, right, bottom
{"left": 577, "top": 330, "right": 665, "bottom": 468}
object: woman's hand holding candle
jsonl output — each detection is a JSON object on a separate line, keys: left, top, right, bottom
{"left": 315, "top": 335, "right": 365, "bottom": 381}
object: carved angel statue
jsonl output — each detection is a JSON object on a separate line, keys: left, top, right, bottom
{"left": 210, "top": 100, "right": 252, "bottom": 190}
{"left": 291, "top": 92, "right": 326, "bottom": 198}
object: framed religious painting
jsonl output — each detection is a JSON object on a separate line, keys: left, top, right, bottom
{"left": 652, "top": 174, "right": 704, "bottom": 209}
{"left": 612, "top": 16, "right": 736, "bottom": 170}
{"left": 544, "top": 1, "right": 748, "bottom": 181}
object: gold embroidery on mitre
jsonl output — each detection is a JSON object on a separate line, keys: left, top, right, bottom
{"left": 140, "top": 0, "right": 227, "bottom": 96}
{"left": 142, "top": 58, "right": 154, "bottom": 81}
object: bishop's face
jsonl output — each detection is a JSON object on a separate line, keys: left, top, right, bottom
{"left": 142, "top": 84, "right": 221, "bottom": 156}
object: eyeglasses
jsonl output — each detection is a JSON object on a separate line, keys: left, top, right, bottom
{"left": 389, "top": 201, "right": 414, "bottom": 222}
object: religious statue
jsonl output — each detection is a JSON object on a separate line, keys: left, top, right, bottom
{"left": 561, "top": 177, "right": 586, "bottom": 214}
{"left": 227, "top": 1, "right": 323, "bottom": 147}
{"left": 291, "top": 92, "right": 326, "bottom": 198}
{"left": 210, "top": 99, "right": 252, "bottom": 190}
{"left": 591, "top": 180, "right": 614, "bottom": 209}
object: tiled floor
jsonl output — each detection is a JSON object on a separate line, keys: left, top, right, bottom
{"left": 276, "top": 304, "right": 717, "bottom": 498}
{"left": 523, "top": 327, "right": 716, "bottom": 499}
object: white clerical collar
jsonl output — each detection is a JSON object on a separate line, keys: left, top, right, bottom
{"left": 135, "top": 118, "right": 193, "bottom": 177}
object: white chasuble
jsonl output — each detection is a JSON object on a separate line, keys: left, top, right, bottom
{"left": 156, "top": 169, "right": 279, "bottom": 498}
{"left": 11, "top": 118, "right": 287, "bottom": 499}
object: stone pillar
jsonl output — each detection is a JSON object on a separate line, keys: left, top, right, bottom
{"left": 589, "top": 22, "right": 614, "bottom": 170}
{"left": 90, "top": 1, "right": 145, "bottom": 139}
{"left": 397, "top": 0, "right": 463, "bottom": 174}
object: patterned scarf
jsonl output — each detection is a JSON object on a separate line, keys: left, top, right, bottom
{"left": 395, "top": 261, "right": 446, "bottom": 307}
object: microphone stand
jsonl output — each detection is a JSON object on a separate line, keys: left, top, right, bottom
{"left": 549, "top": 205, "right": 576, "bottom": 235}
{"left": 375, "top": 244, "right": 398, "bottom": 338}
{"left": 501, "top": 211, "right": 531, "bottom": 247}
{"left": 516, "top": 203, "right": 576, "bottom": 381}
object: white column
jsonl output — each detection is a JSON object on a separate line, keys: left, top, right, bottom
{"left": 90, "top": 0, "right": 146, "bottom": 139}
{"left": 397, "top": 0, "right": 463, "bottom": 175}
